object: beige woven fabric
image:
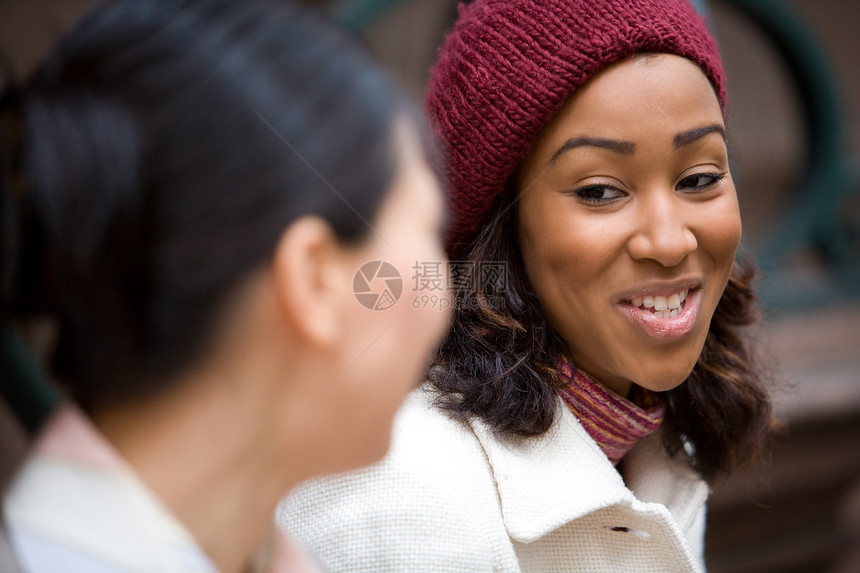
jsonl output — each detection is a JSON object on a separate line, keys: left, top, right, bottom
{"left": 278, "top": 388, "right": 708, "bottom": 572}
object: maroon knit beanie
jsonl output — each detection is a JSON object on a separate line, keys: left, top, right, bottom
{"left": 426, "top": 0, "right": 726, "bottom": 257}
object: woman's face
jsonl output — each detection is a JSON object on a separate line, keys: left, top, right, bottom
{"left": 320, "top": 118, "right": 451, "bottom": 468}
{"left": 517, "top": 54, "right": 741, "bottom": 397}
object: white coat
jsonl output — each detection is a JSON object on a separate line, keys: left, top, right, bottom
{"left": 278, "top": 388, "right": 709, "bottom": 572}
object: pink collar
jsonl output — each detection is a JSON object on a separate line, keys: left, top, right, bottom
{"left": 32, "top": 404, "right": 321, "bottom": 572}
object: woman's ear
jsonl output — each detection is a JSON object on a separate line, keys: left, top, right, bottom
{"left": 270, "top": 216, "right": 351, "bottom": 347}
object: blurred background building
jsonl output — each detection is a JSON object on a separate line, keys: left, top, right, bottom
{"left": 2, "top": 1, "right": 859, "bottom": 571}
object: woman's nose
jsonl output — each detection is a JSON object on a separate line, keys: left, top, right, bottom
{"left": 626, "top": 191, "right": 698, "bottom": 267}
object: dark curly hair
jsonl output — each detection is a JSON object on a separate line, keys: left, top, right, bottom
{"left": 428, "top": 182, "right": 775, "bottom": 482}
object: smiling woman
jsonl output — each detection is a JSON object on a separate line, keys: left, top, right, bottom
{"left": 278, "top": 1, "right": 775, "bottom": 572}
{"left": 517, "top": 54, "right": 742, "bottom": 398}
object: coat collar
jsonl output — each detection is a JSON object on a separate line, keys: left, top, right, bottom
{"left": 5, "top": 404, "right": 323, "bottom": 573}
{"left": 469, "top": 400, "right": 708, "bottom": 543}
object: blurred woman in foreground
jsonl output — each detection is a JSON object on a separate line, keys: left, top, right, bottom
{"left": 1, "top": 0, "right": 448, "bottom": 571}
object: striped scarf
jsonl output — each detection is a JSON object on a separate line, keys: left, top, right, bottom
{"left": 557, "top": 357, "right": 665, "bottom": 465}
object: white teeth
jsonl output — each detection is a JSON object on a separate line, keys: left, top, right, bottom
{"left": 633, "top": 288, "right": 690, "bottom": 315}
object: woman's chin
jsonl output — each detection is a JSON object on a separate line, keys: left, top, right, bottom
{"left": 633, "top": 367, "right": 696, "bottom": 394}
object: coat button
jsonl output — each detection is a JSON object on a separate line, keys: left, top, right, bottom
{"left": 603, "top": 525, "right": 651, "bottom": 540}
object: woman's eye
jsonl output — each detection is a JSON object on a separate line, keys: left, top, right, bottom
{"left": 677, "top": 172, "right": 725, "bottom": 191}
{"left": 573, "top": 184, "right": 626, "bottom": 204}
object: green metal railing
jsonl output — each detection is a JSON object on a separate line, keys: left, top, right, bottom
{"left": 333, "top": 0, "right": 405, "bottom": 29}
{"left": 719, "top": 0, "right": 859, "bottom": 309}
{"left": 1, "top": 327, "right": 58, "bottom": 435}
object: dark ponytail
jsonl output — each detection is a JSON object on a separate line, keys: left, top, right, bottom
{"left": 16, "top": 93, "right": 147, "bottom": 393}
{"left": 2, "top": 0, "right": 410, "bottom": 408}
{"left": 1, "top": 85, "right": 26, "bottom": 311}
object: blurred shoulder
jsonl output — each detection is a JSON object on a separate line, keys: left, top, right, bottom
{"left": 276, "top": 388, "right": 510, "bottom": 572}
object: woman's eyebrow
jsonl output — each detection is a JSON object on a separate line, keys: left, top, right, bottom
{"left": 674, "top": 124, "right": 725, "bottom": 148}
{"left": 550, "top": 136, "right": 635, "bottom": 164}
{"left": 549, "top": 125, "right": 725, "bottom": 165}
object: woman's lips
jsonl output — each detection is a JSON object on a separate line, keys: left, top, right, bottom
{"left": 620, "top": 287, "right": 702, "bottom": 341}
